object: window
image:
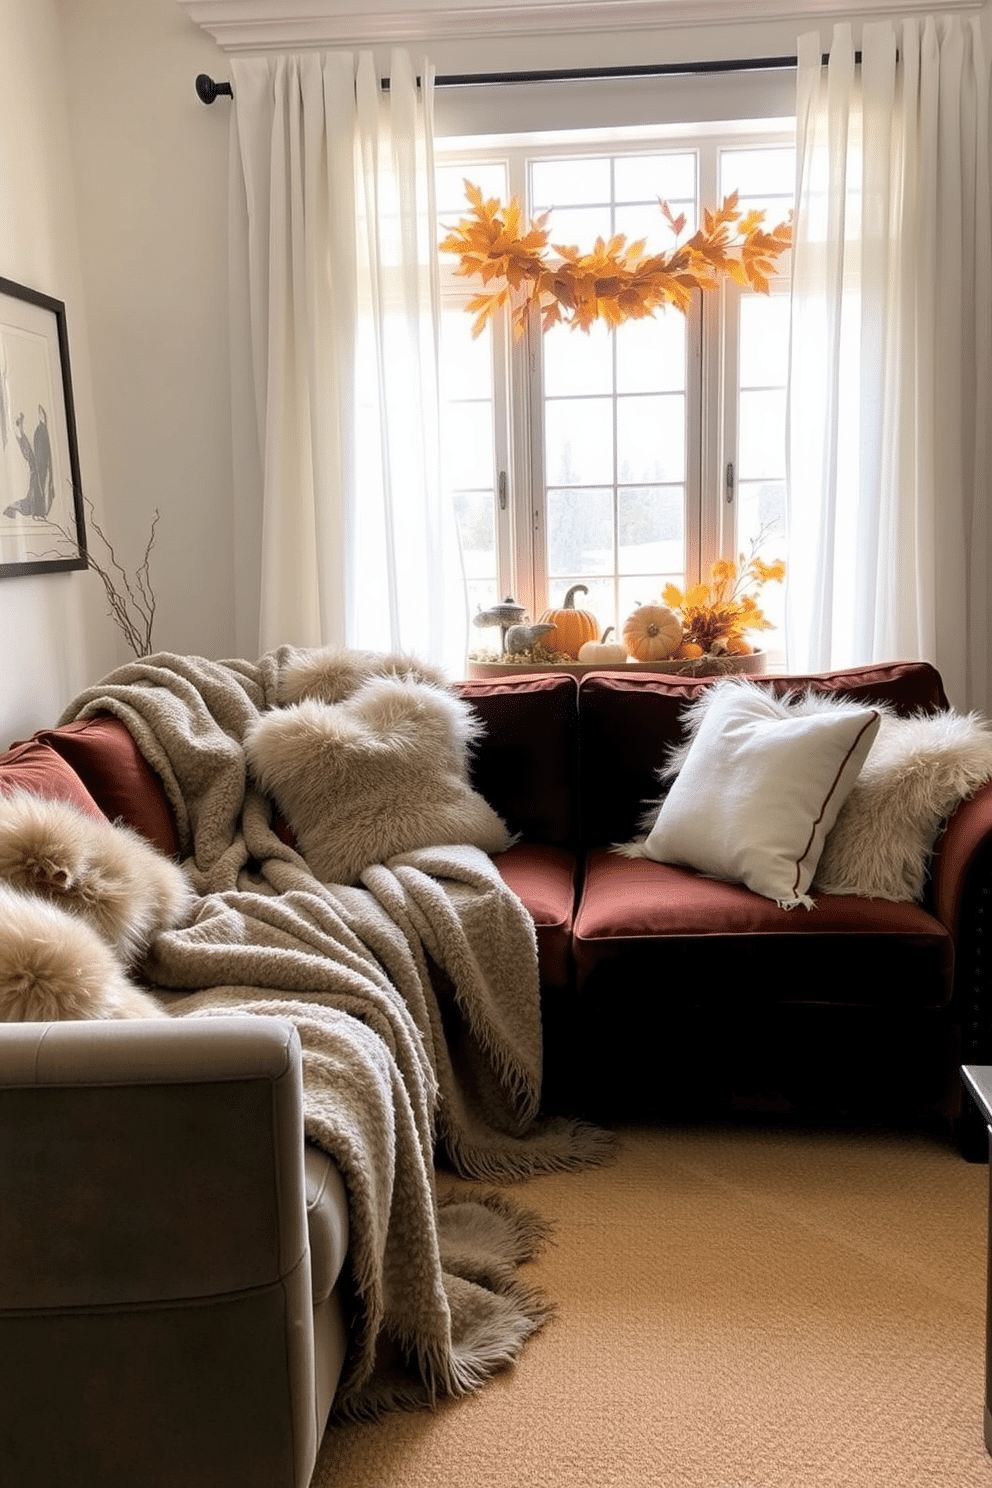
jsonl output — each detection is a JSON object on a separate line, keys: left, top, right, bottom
{"left": 436, "top": 125, "right": 794, "bottom": 659}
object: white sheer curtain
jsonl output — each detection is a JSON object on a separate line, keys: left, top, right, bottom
{"left": 786, "top": 15, "right": 991, "bottom": 712}
{"left": 227, "top": 50, "right": 467, "bottom": 671}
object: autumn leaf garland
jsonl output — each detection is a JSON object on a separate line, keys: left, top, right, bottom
{"left": 439, "top": 179, "right": 793, "bottom": 337}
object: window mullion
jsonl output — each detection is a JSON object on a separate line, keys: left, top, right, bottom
{"left": 717, "top": 280, "right": 742, "bottom": 565}
{"left": 696, "top": 141, "right": 723, "bottom": 583}
{"left": 503, "top": 149, "right": 540, "bottom": 619}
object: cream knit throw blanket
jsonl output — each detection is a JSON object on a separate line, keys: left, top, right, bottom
{"left": 59, "top": 648, "right": 612, "bottom": 1417}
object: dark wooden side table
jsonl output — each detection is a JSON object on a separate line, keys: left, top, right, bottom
{"left": 961, "top": 1065, "right": 992, "bottom": 1454}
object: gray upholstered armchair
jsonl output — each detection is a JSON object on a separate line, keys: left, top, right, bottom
{"left": 0, "top": 1015, "right": 350, "bottom": 1488}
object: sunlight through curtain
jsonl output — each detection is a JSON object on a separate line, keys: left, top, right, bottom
{"left": 786, "top": 15, "right": 991, "bottom": 711}
{"left": 228, "top": 50, "right": 467, "bottom": 670}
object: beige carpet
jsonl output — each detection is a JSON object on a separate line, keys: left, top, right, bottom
{"left": 312, "top": 1120, "right": 990, "bottom": 1488}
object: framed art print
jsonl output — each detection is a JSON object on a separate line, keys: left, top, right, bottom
{"left": 0, "top": 277, "right": 86, "bottom": 578}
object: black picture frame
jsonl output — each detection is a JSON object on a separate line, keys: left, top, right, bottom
{"left": 0, "top": 277, "right": 86, "bottom": 578}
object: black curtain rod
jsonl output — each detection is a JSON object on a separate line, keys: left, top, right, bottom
{"left": 196, "top": 52, "right": 858, "bottom": 103}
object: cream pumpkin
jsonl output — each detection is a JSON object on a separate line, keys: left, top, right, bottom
{"left": 577, "top": 627, "right": 628, "bottom": 665}
{"left": 621, "top": 604, "right": 683, "bottom": 661}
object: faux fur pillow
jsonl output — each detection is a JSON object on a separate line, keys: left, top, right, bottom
{"left": 245, "top": 675, "right": 513, "bottom": 885}
{"left": 0, "top": 790, "right": 194, "bottom": 963}
{"left": 812, "top": 704, "right": 992, "bottom": 901}
{"left": 0, "top": 882, "right": 166, "bottom": 1022}
{"left": 277, "top": 645, "right": 450, "bottom": 707}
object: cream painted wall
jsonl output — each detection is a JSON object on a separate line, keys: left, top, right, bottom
{"left": 0, "top": 0, "right": 116, "bottom": 741}
{"left": 42, "top": 0, "right": 992, "bottom": 688}
{"left": 59, "top": 0, "right": 237, "bottom": 665}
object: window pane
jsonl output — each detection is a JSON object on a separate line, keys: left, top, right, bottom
{"left": 547, "top": 487, "right": 613, "bottom": 575}
{"left": 614, "top": 153, "right": 696, "bottom": 204}
{"left": 531, "top": 157, "right": 610, "bottom": 208}
{"left": 543, "top": 205, "right": 613, "bottom": 246}
{"left": 446, "top": 400, "right": 495, "bottom": 489}
{"left": 544, "top": 321, "right": 613, "bottom": 398}
{"left": 618, "top": 485, "right": 684, "bottom": 576}
{"left": 545, "top": 398, "right": 614, "bottom": 485}
{"left": 739, "top": 294, "right": 790, "bottom": 388}
{"left": 617, "top": 394, "right": 684, "bottom": 482}
{"left": 618, "top": 575, "right": 670, "bottom": 628}
{"left": 737, "top": 478, "right": 786, "bottom": 548}
{"left": 436, "top": 162, "right": 508, "bottom": 217}
{"left": 441, "top": 308, "right": 493, "bottom": 400}
{"left": 614, "top": 202, "right": 695, "bottom": 251}
{"left": 738, "top": 389, "right": 784, "bottom": 481}
{"left": 737, "top": 479, "right": 787, "bottom": 643}
{"left": 545, "top": 576, "right": 615, "bottom": 634}
{"left": 720, "top": 145, "right": 795, "bottom": 224}
{"left": 615, "top": 315, "right": 685, "bottom": 395}
{"left": 454, "top": 491, "right": 496, "bottom": 578}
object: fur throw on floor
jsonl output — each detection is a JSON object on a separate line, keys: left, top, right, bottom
{"left": 0, "top": 882, "right": 166, "bottom": 1022}
{"left": 245, "top": 675, "right": 512, "bottom": 885}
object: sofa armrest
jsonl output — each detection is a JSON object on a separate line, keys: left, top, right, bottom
{"left": 0, "top": 1014, "right": 320, "bottom": 1488}
{"left": 929, "top": 783, "right": 992, "bottom": 1084}
{"left": 930, "top": 780, "right": 992, "bottom": 938}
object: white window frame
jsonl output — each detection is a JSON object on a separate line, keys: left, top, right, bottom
{"left": 437, "top": 121, "right": 794, "bottom": 635}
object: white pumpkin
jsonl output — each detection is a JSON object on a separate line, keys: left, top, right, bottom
{"left": 578, "top": 626, "right": 629, "bottom": 665}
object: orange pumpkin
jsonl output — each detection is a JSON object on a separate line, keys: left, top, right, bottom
{"left": 725, "top": 635, "right": 754, "bottom": 655}
{"left": 622, "top": 603, "right": 683, "bottom": 661}
{"left": 672, "top": 639, "right": 705, "bottom": 659}
{"left": 539, "top": 584, "right": 599, "bottom": 659}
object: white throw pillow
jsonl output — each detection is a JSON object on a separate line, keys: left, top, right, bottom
{"left": 617, "top": 680, "right": 880, "bottom": 909}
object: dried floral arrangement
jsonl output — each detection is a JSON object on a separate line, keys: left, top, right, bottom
{"left": 662, "top": 545, "right": 786, "bottom": 656}
{"left": 439, "top": 181, "right": 793, "bottom": 337}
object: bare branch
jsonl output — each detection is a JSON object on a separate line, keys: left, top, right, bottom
{"left": 30, "top": 495, "right": 159, "bottom": 657}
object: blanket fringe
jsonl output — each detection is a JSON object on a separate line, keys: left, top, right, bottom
{"left": 438, "top": 1187, "right": 556, "bottom": 1263}
{"left": 443, "top": 1115, "right": 619, "bottom": 1183}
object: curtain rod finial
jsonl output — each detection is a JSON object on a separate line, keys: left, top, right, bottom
{"left": 196, "top": 74, "right": 232, "bottom": 105}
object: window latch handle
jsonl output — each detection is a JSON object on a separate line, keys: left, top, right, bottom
{"left": 725, "top": 460, "right": 735, "bottom": 504}
{"left": 498, "top": 470, "right": 508, "bottom": 511}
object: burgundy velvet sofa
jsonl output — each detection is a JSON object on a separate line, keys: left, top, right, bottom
{"left": 2, "top": 658, "right": 990, "bottom": 1157}
{"left": 458, "top": 660, "right": 992, "bottom": 1149}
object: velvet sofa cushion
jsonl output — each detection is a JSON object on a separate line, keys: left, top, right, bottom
{"left": 578, "top": 660, "right": 951, "bottom": 849}
{"left": 573, "top": 847, "right": 955, "bottom": 1010}
{"left": 27, "top": 716, "right": 180, "bottom": 859}
{"left": 455, "top": 674, "right": 580, "bottom": 848}
{"left": 0, "top": 737, "right": 106, "bottom": 821}
{"left": 493, "top": 841, "right": 578, "bottom": 990}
